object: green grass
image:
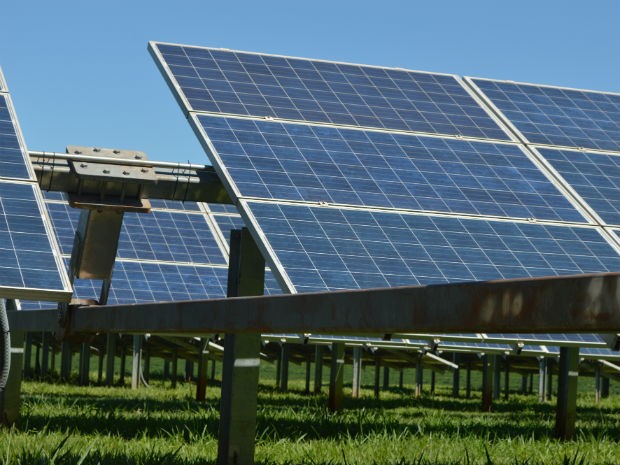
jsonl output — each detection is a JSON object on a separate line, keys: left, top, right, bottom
{"left": 3, "top": 365, "right": 620, "bottom": 464}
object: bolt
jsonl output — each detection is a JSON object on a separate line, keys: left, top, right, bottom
{"left": 102, "top": 169, "right": 110, "bottom": 174}
{"left": 123, "top": 170, "right": 130, "bottom": 175}
{"left": 141, "top": 168, "right": 148, "bottom": 173}
{"left": 113, "top": 149, "right": 120, "bottom": 154}
{"left": 80, "top": 163, "right": 88, "bottom": 168}
{"left": 93, "top": 148, "right": 101, "bottom": 152}
{"left": 74, "top": 150, "right": 82, "bottom": 154}
{"left": 135, "top": 155, "right": 142, "bottom": 159}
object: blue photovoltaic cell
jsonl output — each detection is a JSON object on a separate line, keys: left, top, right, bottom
{"left": 119, "top": 211, "right": 226, "bottom": 264}
{"left": 213, "top": 214, "right": 245, "bottom": 241}
{"left": 471, "top": 78, "right": 620, "bottom": 152}
{"left": 247, "top": 202, "right": 620, "bottom": 293}
{"left": 72, "top": 261, "right": 229, "bottom": 304}
{"left": 0, "top": 182, "right": 65, "bottom": 292}
{"left": 153, "top": 43, "right": 510, "bottom": 140}
{"left": 0, "top": 95, "right": 31, "bottom": 180}
{"left": 45, "top": 202, "right": 226, "bottom": 265}
{"left": 484, "top": 333, "right": 604, "bottom": 345}
{"left": 208, "top": 203, "right": 240, "bottom": 214}
{"left": 148, "top": 199, "right": 201, "bottom": 211}
{"left": 200, "top": 115, "right": 585, "bottom": 222}
{"left": 537, "top": 148, "right": 620, "bottom": 226}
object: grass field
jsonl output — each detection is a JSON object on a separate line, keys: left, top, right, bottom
{"left": 2, "top": 362, "right": 620, "bottom": 465}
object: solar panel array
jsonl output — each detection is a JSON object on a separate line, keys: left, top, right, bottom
{"left": 0, "top": 71, "right": 71, "bottom": 301}
{"left": 20, "top": 194, "right": 282, "bottom": 310}
{"left": 151, "top": 42, "right": 620, "bottom": 301}
{"left": 468, "top": 78, "right": 620, "bottom": 152}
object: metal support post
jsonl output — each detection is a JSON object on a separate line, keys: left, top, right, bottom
{"left": 119, "top": 347, "right": 126, "bottom": 385}
{"left": 2, "top": 300, "right": 23, "bottom": 425}
{"left": 521, "top": 374, "right": 528, "bottom": 394}
{"left": 79, "top": 343, "right": 90, "bottom": 386}
{"left": 105, "top": 333, "right": 116, "bottom": 386}
{"left": 398, "top": 369, "right": 404, "bottom": 389}
{"left": 452, "top": 354, "right": 460, "bottom": 398}
{"left": 555, "top": 347, "right": 579, "bottom": 440}
{"left": 351, "top": 346, "right": 362, "bottom": 399}
{"left": 217, "top": 228, "right": 264, "bottom": 465}
{"left": 466, "top": 362, "right": 471, "bottom": 398}
{"left": 538, "top": 358, "right": 547, "bottom": 402}
{"left": 374, "top": 358, "right": 381, "bottom": 399}
{"left": 196, "top": 340, "right": 208, "bottom": 402}
{"left": 50, "top": 346, "right": 56, "bottom": 374}
{"left": 131, "top": 335, "right": 142, "bottom": 390}
{"left": 547, "top": 360, "right": 554, "bottom": 399}
{"left": 504, "top": 360, "right": 510, "bottom": 400}
{"left": 97, "top": 351, "right": 104, "bottom": 384}
{"left": 601, "top": 376, "right": 610, "bottom": 398}
{"left": 60, "top": 341, "right": 72, "bottom": 381}
{"left": 594, "top": 365, "right": 601, "bottom": 403}
{"left": 383, "top": 366, "right": 389, "bottom": 390}
{"left": 210, "top": 359, "right": 216, "bottom": 382}
{"left": 275, "top": 347, "right": 282, "bottom": 390}
{"left": 143, "top": 349, "right": 150, "bottom": 383}
{"left": 304, "top": 356, "right": 311, "bottom": 394}
{"left": 481, "top": 354, "right": 494, "bottom": 412}
{"left": 415, "top": 359, "right": 423, "bottom": 398}
{"left": 313, "top": 345, "right": 323, "bottom": 394}
{"left": 430, "top": 370, "right": 436, "bottom": 395}
{"left": 41, "top": 332, "right": 50, "bottom": 377}
{"left": 163, "top": 359, "right": 170, "bottom": 380}
{"left": 280, "top": 344, "right": 289, "bottom": 392}
{"left": 328, "top": 342, "right": 345, "bottom": 412}
{"left": 185, "top": 360, "right": 194, "bottom": 381}
{"left": 23, "top": 333, "right": 33, "bottom": 379}
{"left": 171, "top": 352, "right": 178, "bottom": 388}
{"left": 493, "top": 355, "right": 501, "bottom": 400}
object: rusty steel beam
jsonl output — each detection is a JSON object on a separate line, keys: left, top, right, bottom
{"left": 11, "top": 272, "right": 620, "bottom": 336}
{"left": 29, "top": 151, "right": 232, "bottom": 204}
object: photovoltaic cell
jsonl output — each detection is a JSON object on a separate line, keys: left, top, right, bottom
{"left": 246, "top": 202, "right": 620, "bottom": 293}
{"left": 0, "top": 182, "right": 67, "bottom": 295}
{"left": 0, "top": 94, "right": 32, "bottom": 180}
{"left": 148, "top": 198, "right": 202, "bottom": 211}
{"left": 200, "top": 115, "right": 585, "bottom": 222}
{"left": 45, "top": 201, "right": 226, "bottom": 264}
{"left": 536, "top": 148, "right": 620, "bottom": 226}
{"left": 484, "top": 333, "right": 604, "bottom": 345}
{"left": 470, "top": 78, "right": 620, "bottom": 152}
{"left": 152, "top": 42, "right": 510, "bottom": 140}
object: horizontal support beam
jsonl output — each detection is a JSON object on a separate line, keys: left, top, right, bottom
{"left": 29, "top": 151, "right": 232, "bottom": 204}
{"left": 11, "top": 272, "right": 620, "bottom": 336}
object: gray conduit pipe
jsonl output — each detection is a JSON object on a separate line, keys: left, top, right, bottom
{"left": 0, "top": 299, "right": 10, "bottom": 396}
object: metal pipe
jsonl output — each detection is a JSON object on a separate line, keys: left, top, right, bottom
{"left": 30, "top": 151, "right": 209, "bottom": 171}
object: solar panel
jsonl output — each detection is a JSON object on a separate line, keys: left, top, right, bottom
{"left": 197, "top": 114, "right": 586, "bottom": 222}
{"left": 244, "top": 202, "right": 620, "bottom": 293}
{"left": 45, "top": 201, "right": 227, "bottom": 264}
{"left": 0, "top": 73, "right": 71, "bottom": 301}
{"left": 151, "top": 42, "right": 511, "bottom": 141}
{"left": 483, "top": 333, "right": 606, "bottom": 347}
{"left": 0, "top": 94, "right": 34, "bottom": 180}
{"left": 535, "top": 147, "right": 620, "bottom": 226}
{"left": 468, "top": 78, "right": 620, "bottom": 152}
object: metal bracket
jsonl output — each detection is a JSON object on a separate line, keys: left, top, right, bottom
{"left": 67, "top": 146, "right": 156, "bottom": 184}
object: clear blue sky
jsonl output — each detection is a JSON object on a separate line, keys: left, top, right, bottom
{"left": 1, "top": 1, "right": 618, "bottom": 163}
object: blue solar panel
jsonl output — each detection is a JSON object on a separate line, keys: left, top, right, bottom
{"left": 213, "top": 214, "right": 245, "bottom": 240}
{"left": 45, "top": 201, "right": 226, "bottom": 264}
{"left": 0, "top": 94, "right": 33, "bottom": 180}
{"left": 536, "top": 148, "right": 620, "bottom": 226}
{"left": 0, "top": 182, "right": 69, "bottom": 298}
{"left": 246, "top": 202, "right": 620, "bottom": 293}
{"left": 72, "top": 260, "right": 229, "bottom": 304}
{"left": 148, "top": 199, "right": 202, "bottom": 211}
{"left": 152, "top": 42, "right": 510, "bottom": 140}
{"left": 484, "top": 333, "right": 605, "bottom": 346}
{"left": 470, "top": 78, "right": 620, "bottom": 152}
{"left": 199, "top": 115, "right": 585, "bottom": 222}
{"left": 208, "top": 203, "right": 240, "bottom": 214}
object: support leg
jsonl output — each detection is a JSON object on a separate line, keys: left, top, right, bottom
{"left": 105, "top": 333, "right": 116, "bottom": 386}
{"left": 79, "top": 343, "right": 90, "bottom": 386}
{"left": 452, "top": 354, "right": 460, "bottom": 398}
{"left": 351, "top": 346, "right": 362, "bottom": 399}
{"left": 538, "top": 358, "right": 547, "bottom": 403}
{"left": 131, "top": 335, "right": 142, "bottom": 390}
{"left": 313, "top": 345, "right": 323, "bottom": 394}
{"left": 481, "top": 354, "right": 495, "bottom": 412}
{"left": 280, "top": 344, "right": 290, "bottom": 393}
{"left": 555, "top": 347, "right": 579, "bottom": 440}
{"left": 328, "top": 343, "right": 344, "bottom": 412}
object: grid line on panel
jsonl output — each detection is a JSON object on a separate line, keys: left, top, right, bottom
{"left": 246, "top": 201, "right": 620, "bottom": 294}
{"left": 153, "top": 42, "right": 511, "bottom": 141}
{"left": 536, "top": 148, "right": 620, "bottom": 227}
{"left": 198, "top": 115, "right": 587, "bottom": 223}
{"left": 470, "top": 78, "right": 620, "bottom": 152}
